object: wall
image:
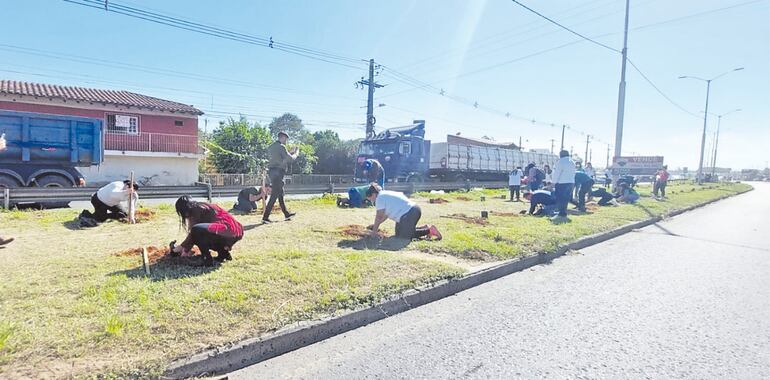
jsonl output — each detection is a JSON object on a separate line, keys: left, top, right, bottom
{"left": 0, "top": 98, "right": 198, "bottom": 135}
{"left": 79, "top": 154, "right": 199, "bottom": 186}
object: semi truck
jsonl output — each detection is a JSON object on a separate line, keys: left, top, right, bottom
{"left": 354, "top": 120, "right": 558, "bottom": 183}
{"left": 0, "top": 110, "right": 103, "bottom": 192}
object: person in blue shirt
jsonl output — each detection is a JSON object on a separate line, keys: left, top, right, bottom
{"left": 524, "top": 189, "right": 558, "bottom": 216}
{"left": 363, "top": 159, "right": 385, "bottom": 188}
{"left": 573, "top": 170, "right": 595, "bottom": 212}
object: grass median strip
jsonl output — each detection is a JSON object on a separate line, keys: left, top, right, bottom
{"left": 0, "top": 181, "right": 750, "bottom": 378}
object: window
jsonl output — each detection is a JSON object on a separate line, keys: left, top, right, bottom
{"left": 175, "top": 120, "right": 184, "bottom": 126}
{"left": 399, "top": 141, "right": 411, "bottom": 155}
{"left": 106, "top": 114, "right": 139, "bottom": 135}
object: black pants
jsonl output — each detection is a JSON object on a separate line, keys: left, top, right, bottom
{"left": 590, "top": 189, "right": 615, "bottom": 206}
{"left": 184, "top": 223, "right": 241, "bottom": 266}
{"left": 509, "top": 185, "right": 521, "bottom": 201}
{"left": 654, "top": 180, "right": 667, "bottom": 197}
{"left": 395, "top": 205, "right": 430, "bottom": 240}
{"left": 576, "top": 180, "right": 594, "bottom": 211}
{"left": 554, "top": 183, "right": 573, "bottom": 217}
{"left": 263, "top": 168, "right": 289, "bottom": 220}
{"left": 90, "top": 193, "right": 126, "bottom": 222}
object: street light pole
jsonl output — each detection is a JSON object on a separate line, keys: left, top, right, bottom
{"left": 679, "top": 68, "right": 743, "bottom": 184}
{"left": 709, "top": 108, "right": 741, "bottom": 177}
{"left": 613, "top": 0, "right": 631, "bottom": 166}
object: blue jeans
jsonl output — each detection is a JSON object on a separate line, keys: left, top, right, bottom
{"left": 554, "top": 183, "right": 574, "bottom": 217}
{"left": 529, "top": 181, "right": 541, "bottom": 191}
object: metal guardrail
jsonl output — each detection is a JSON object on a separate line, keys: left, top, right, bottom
{"left": 0, "top": 181, "right": 508, "bottom": 208}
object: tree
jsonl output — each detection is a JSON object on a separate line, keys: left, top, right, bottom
{"left": 268, "top": 113, "right": 312, "bottom": 143}
{"left": 208, "top": 117, "right": 272, "bottom": 173}
{"left": 312, "top": 130, "right": 359, "bottom": 174}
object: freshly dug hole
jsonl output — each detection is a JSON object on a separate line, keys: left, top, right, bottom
{"left": 113, "top": 245, "right": 201, "bottom": 264}
{"left": 339, "top": 224, "right": 390, "bottom": 238}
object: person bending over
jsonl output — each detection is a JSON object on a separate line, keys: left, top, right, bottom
{"left": 232, "top": 185, "right": 271, "bottom": 213}
{"left": 82, "top": 180, "right": 139, "bottom": 223}
{"left": 365, "top": 183, "right": 441, "bottom": 241}
{"left": 362, "top": 158, "right": 385, "bottom": 188}
{"left": 524, "top": 189, "right": 558, "bottom": 216}
{"left": 589, "top": 187, "right": 616, "bottom": 206}
{"left": 172, "top": 196, "right": 244, "bottom": 267}
{"left": 616, "top": 183, "right": 640, "bottom": 204}
{"left": 573, "top": 170, "right": 595, "bottom": 212}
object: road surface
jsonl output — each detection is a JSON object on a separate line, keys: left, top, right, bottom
{"left": 230, "top": 183, "right": 770, "bottom": 379}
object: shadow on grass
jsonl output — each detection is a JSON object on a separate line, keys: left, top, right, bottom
{"left": 337, "top": 236, "right": 412, "bottom": 251}
{"left": 109, "top": 255, "right": 221, "bottom": 281}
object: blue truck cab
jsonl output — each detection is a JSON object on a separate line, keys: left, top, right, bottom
{"left": 0, "top": 110, "right": 103, "bottom": 190}
{"left": 354, "top": 120, "right": 430, "bottom": 183}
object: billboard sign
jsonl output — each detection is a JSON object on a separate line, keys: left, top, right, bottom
{"left": 611, "top": 156, "right": 664, "bottom": 175}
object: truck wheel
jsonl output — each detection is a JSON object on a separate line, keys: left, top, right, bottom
{"left": 34, "top": 174, "right": 73, "bottom": 209}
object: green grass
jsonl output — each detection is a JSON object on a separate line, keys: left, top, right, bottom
{"left": 0, "top": 181, "right": 750, "bottom": 378}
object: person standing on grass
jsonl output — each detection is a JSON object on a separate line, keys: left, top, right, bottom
{"left": 552, "top": 150, "right": 576, "bottom": 220}
{"left": 653, "top": 165, "right": 670, "bottom": 198}
{"left": 81, "top": 180, "right": 139, "bottom": 223}
{"left": 263, "top": 131, "right": 298, "bottom": 223}
{"left": 584, "top": 162, "right": 596, "bottom": 180}
{"left": 573, "top": 170, "right": 595, "bottom": 212}
{"left": 524, "top": 189, "right": 558, "bottom": 216}
{"left": 508, "top": 166, "right": 523, "bottom": 201}
{"left": 527, "top": 163, "right": 544, "bottom": 191}
{"left": 362, "top": 158, "right": 385, "bottom": 188}
{"left": 365, "top": 183, "right": 442, "bottom": 241}
{"left": 172, "top": 195, "right": 243, "bottom": 267}
{"left": 543, "top": 164, "right": 553, "bottom": 186}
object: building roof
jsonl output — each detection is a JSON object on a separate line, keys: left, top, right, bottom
{"left": 0, "top": 80, "right": 203, "bottom": 115}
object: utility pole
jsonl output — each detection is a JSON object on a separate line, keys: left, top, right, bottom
{"left": 584, "top": 135, "right": 591, "bottom": 164}
{"left": 613, "top": 0, "right": 631, "bottom": 167}
{"left": 710, "top": 109, "right": 741, "bottom": 177}
{"left": 606, "top": 144, "right": 610, "bottom": 169}
{"left": 560, "top": 124, "right": 566, "bottom": 151}
{"left": 356, "top": 59, "right": 383, "bottom": 139}
{"left": 549, "top": 139, "right": 555, "bottom": 154}
{"left": 519, "top": 136, "right": 522, "bottom": 150}
{"left": 589, "top": 148, "right": 593, "bottom": 163}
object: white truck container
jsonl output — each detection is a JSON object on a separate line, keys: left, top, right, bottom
{"left": 429, "top": 135, "right": 557, "bottom": 181}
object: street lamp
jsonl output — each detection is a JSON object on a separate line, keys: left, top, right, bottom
{"left": 679, "top": 67, "right": 743, "bottom": 184}
{"left": 708, "top": 108, "right": 741, "bottom": 177}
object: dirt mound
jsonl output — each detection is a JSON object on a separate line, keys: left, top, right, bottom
{"left": 339, "top": 224, "right": 389, "bottom": 238}
{"left": 429, "top": 198, "right": 449, "bottom": 204}
{"left": 456, "top": 196, "right": 472, "bottom": 201}
{"left": 441, "top": 213, "right": 489, "bottom": 225}
{"left": 113, "top": 245, "right": 201, "bottom": 264}
{"left": 120, "top": 208, "right": 156, "bottom": 223}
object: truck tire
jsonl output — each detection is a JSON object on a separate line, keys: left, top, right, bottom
{"left": 34, "top": 174, "right": 74, "bottom": 209}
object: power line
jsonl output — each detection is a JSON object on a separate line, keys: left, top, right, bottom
{"left": 510, "top": 0, "right": 621, "bottom": 53}
{"left": 625, "top": 58, "right": 701, "bottom": 118}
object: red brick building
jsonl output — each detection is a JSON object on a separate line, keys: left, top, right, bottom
{"left": 0, "top": 80, "right": 203, "bottom": 185}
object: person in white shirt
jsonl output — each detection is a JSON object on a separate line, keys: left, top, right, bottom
{"left": 86, "top": 180, "right": 139, "bottom": 223}
{"left": 584, "top": 162, "right": 596, "bottom": 179}
{"left": 508, "top": 166, "right": 523, "bottom": 201}
{"left": 552, "top": 150, "right": 576, "bottom": 218}
{"left": 365, "top": 184, "right": 442, "bottom": 240}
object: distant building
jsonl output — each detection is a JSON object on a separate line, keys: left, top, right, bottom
{"left": 0, "top": 80, "right": 203, "bottom": 185}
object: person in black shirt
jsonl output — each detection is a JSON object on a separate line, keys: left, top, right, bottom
{"left": 232, "top": 186, "right": 271, "bottom": 213}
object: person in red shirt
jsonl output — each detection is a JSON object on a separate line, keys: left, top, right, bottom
{"left": 653, "top": 165, "right": 671, "bottom": 198}
{"left": 171, "top": 195, "right": 244, "bottom": 266}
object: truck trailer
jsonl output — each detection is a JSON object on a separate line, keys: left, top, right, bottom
{"left": 354, "top": 121, "right": 558, "bottom": 183}
{"left": 0, "top": 110, "right": 103, "bottom": 192}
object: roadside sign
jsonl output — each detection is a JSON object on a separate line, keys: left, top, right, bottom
{"left": 611, "top": 156, "right": 664, "bottom": 175}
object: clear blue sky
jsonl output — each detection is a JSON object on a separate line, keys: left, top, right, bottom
{"left": 3, "top": 0, "right": 768, "bottom": 169}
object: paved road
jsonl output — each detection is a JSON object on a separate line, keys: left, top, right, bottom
{"left": 230, "top": 183, "right": 770, "bottom": 380}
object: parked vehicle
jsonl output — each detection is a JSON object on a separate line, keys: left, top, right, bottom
{"left": 0, "top": 110, "right": 103, "bottom": 194}
{"left": 354, "top": 121, "right": 558, "bottom": 183}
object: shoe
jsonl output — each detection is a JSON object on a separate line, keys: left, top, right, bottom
{"left": 428, "top": 225, "right": 443, "bottom": 241}
{"left": 0, "top": 237, "right": 14, "bottom": 246}
{"left": 262, "top": 219, "right": 273, "bottom": 224}
{"left": 284, "top": 212, "right": 296, "bottom": 220}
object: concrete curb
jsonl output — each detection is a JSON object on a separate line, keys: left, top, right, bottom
{"left": 165, "top": 186, "right": 753, "bottom": 378}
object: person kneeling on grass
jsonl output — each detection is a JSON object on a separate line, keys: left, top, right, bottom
{"left": 232, "top": 185, "right": 271, "bottom": 213}
{"left": 365, "top": 183, "right": 442, "bottom": 241}
{"left": 338, "top": 185, "right": 372, "bottom": 208}
{"left": 616, "top": 182, "right": 640, "bottom": 204}
{"left": 80, "top": 180, "right": 139, "bottom": 224}
{"left": 524, "top": 189, "right": 558, "bottom": 216}
{"left": 589, "top": 187, "right": 616, "bottom": 206}
{"left": 171, "top": 195, "right": 244, "bottom": 267}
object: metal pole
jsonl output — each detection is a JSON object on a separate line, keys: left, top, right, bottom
{"left": 711, "top": 115, "right": 722, "bottom": 177}
{"left": 549, "top": 139, "right": 555, "bottom": 154}
{"left": 697, "top": 80, "right": 711, "bottom": 184}
{"left": 365, "top": 58, "right": 375, "bottom": 139}
{"left": 584, "top": 135, "right": 590, "bottom": 164}
{"left": 606, "top": 144, "right": 610, "bottom": 169}
{"left": 560, "top": 124, "right": 566, "bottom": 151}
{"left": 613, "top": 0, "right": 631, "bottom": 165}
